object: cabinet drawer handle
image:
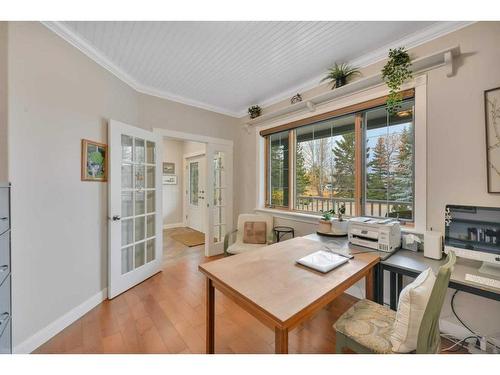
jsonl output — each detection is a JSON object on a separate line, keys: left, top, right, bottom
{"left": 0, "top": 312, "right": 9, "bottom": 326}
{"left": 0, "top": 217, "right": 7, "bottom": 221}
{"left": 0, "top": 265, "right": 8, "bottom": 272}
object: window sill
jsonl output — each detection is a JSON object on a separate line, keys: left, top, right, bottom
{"left": 255, "top": 207, "right": 321, "bottom": 225}
{"left": 255, "top": 207, "right": 420, "bottom": 232}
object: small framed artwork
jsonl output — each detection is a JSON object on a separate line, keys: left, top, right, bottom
{"left": 484, "top": 86, "right": 500, "bottom": 193}
{"left": 163, "top": 162, "right": 175, "bottom": 175}
{"left": 163, "top": 175, "right": 177, "bottom": 185}
{"left": 81, "top": 139, "right": 107, "bottom": 182}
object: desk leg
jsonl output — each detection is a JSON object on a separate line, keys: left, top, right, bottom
{"left": 206, "top": 278, "right": 215, "bottom": 354}
{"left": 365, "top": 267, "right": 375, "bottom": 301}
{"left": 275, "top": 327, "right": 289, "bottom": 354}
{"left": 389, "top": 272, "right": 397, "bottom": 310}
{"left": 397, "top": 274, "right": 403, "bottom": 302}
{"left": 375, "top": 264, "right": 384, "bottom": 305}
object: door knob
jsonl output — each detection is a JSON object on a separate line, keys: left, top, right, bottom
{"left": 112, "top": 215, "right": 121, "bottom": 221}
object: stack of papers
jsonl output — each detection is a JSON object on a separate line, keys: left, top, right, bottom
{"left": 296, "top": 250, "right": 349, "bottom": 273}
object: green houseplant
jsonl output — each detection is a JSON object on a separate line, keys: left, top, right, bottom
{"left": 382, "top": 47, "right": 412, "bottom": 114}
{"left": 321, "top": 63, "right": 360, "bottom": 89}
{"left": 248, "top": 105, "right": 262, "bottom": 119}
{"left": 318, "top": 208, "right": 335, "bottom": 233}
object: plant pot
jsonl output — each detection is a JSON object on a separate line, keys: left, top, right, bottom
{"left": 318, "top": 220, "right": 332, "bottom": 234}
{"left": 335, "top": 76, "right": 347, "bottom": 88}
{"left": 331, "top": 218, "right": 348, "bottom": 236}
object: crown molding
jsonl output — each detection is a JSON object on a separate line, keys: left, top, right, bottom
{"left": 240, "top": 21, "right": 475, "bottom": 118}
{"left": 41, "top": 21, "right": 242, "bottom": 118}
{"left": 41, "top": 21, "right": 475, "bottom": 119}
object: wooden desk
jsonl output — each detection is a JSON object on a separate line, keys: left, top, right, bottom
{"left": 198, "top": 237, "right": 380, "bottom": 354}
{"left": 381, "top": 249, "right": 500, "bottom": 309}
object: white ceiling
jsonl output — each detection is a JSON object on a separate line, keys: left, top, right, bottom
{"left": 44, "top": 21, "right": 471, "bottom": 117}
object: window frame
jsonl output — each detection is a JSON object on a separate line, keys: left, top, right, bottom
{"left": 263, "top": 94, "right": 416, "bottom": 224}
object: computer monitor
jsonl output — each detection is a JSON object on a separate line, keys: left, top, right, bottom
{"left": 444, "top": 205, "right": 500, "bottom": 276}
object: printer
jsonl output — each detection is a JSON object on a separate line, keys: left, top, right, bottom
{"left": 348, "top": 217, "right": 401, "bottom": 252}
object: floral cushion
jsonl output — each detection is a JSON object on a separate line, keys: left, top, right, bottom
{"left": 333, "top": 299, "right": 396, "bottom": 354}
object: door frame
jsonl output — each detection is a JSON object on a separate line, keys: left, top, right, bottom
{"left": 153, "top": 129, "right": 234, "bottom": 257}
{"left": 183, "top": 151, "right": 206, "bottom": 231}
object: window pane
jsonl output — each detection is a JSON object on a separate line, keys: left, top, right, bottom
{"left": 146, "top": 214, "right": 155, "bottom": 238}
{"left": 135, "top": 216, "right": 145, "bottom": 241}
{"left": 190, "top": 162, "right": 199, "bottom": 205}
{"left": 135, "top": 138, "right": 145, "bottom": 164}
{"left": 269, "top": 131, "right": 289, "bottom": 207}
{"left": 134, "top": 242, "right": 145, "bottom": 268}
{"left": 295, "top": 115, "right": 356, "bottom": 215}
{"left": 146, "top": 190, "right": 155, "bottom": 213}
{"left": 121, "top": 246, "right": 133, "bottom": 274}
{"left": 135, "top": 190, "right": 145, "bottom": 215}
{"left": 121, "top": 135, "right": 133, "bottom": 162}
{"left": 146, "top": 239, "right": 155, "bottom": 263}
{"left": 146, "top": 141, "right": 155, "bottom": 164}
{"left": 365, "top": 100, "right": 414, "bottom": 220}
{"left": 121, "top": 191, "right": 133, "bottom": 218}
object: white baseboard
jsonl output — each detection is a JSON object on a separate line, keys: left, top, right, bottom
{"left": 13, "top": 288, "right": 107, "bottom": 354}
{"left": 163, "top": 222, "right": 184, "bottom": 229}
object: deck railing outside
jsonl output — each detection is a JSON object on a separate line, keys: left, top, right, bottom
{"left": 295, "top": 195, "right": 413, "bottom": 220}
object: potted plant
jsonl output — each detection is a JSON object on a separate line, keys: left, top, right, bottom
{"left": 321, "top": 63, "right": 360, "bottom": 89}
{"left": 331, "top": 203, "right": 348, "bottom": 236}
{"left": 381, "top": 47, "right": 412, "bottom": 114}
{"left": 248, "top": 105, "right": 262, "bottom": 119}
{"left": 318, "top": 209, "right": 334, "bottom": 233}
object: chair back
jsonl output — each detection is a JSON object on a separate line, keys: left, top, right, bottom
{"left": 416, "top": 251, "right": 456, "bottom": 354}
{"left": 236, "top": 213, "right": 274, "bottom": 244}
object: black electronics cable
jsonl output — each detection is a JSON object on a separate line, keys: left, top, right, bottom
{"left": 451, "top": 290, "right": 500, "bottom": 351}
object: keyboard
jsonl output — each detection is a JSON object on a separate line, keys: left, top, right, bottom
{"left": 465, "top": 274, "right": 500, "bottom": 289}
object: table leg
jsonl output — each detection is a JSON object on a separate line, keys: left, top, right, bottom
{"left": 365, "top": 266, "right": 375, "bottom": 301}
{"left": 275, "top": 327, "right": 289, "bottom": 354}
{"left": 390, "top": 272, "right": 397, "bottom": 310}
{"left": 206, "top": 278, "right": 215, "bottom": 354}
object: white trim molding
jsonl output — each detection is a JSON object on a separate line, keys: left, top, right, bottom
{"left": 153, "top": 128, "right": 233, "bottom": 147}
{"left": 13, "top": 288, "right": 108, "bottom": 354}
{"left": 163, "top": 222, "right": 184, "bottom": 229}
{"left": 41, "top": 21, "right": 473, "bottom": 119}
{"left": 41, "top": 21, "right": 242, "bottom": 118}
{"left": 254, "top": 75, "right": 428, "bottom": 232}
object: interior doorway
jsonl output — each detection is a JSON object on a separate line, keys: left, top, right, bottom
{"left": 185, "top": 153, "right": 206, "bottom": 233}
{"left": 155, "top": 129, "right": 233, "bottom": 257}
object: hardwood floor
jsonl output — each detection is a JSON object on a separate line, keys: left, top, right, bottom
{"left": 34, "top": 227, "right": 464, "bottom": 354}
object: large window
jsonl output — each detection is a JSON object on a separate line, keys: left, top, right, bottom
{"left": 264, "top": 98, "right": 415, "bottom": 222}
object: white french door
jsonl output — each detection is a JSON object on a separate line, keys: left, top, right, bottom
{"left": 108, "top": 120, "right": 163, "bottom": 299}
{"left": 205, "top": 143, "right": 233, "bottom": 256}
{"left": 186, "top": 155, "right": 206, "bottom": 233}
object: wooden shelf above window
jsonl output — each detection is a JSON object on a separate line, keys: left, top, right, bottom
{"left": 245, "top": 45, "right": 460, "bottom": 127}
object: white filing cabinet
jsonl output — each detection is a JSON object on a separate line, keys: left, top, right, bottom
{"left": 0, "top": 183, "right": 11, "bottom": 354}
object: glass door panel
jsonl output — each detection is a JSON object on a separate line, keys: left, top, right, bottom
{"left": 213, "top": 151, "right": 226, "bottom": 243}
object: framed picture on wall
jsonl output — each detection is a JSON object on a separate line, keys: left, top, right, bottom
{"left": 485, "top": 86, "right": 500, "bottom": 193}
{"left": 163, "top": 162, "right": 175, "bottom": 175}
{"left": 81, "top": 139, "right": 107, "bottom": 182}
{"left": 163, "top": 175, "right": 177, "bottom": 185}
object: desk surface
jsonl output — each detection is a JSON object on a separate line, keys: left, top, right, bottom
{"left": 305, "top": 233, "right": 500, "bottom": 295}
{"left": 199, "top": 237, "right": 379, "bottom": 328}
{"left": 382, "top": 249, "right": 500, "bottom": 295}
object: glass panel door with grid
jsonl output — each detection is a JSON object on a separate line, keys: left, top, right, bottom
{"left": 205, "top": 143, "right": 233, "bottom": 256}
{"left": 108, "top": 120, "right": 163, "bottom": 299}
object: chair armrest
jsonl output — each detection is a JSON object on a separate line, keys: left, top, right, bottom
{"left": 224, "top": 229, "right": 238, "bottom": 256}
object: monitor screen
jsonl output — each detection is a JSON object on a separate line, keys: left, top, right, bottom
{"left": 445, "top": 205, "right": 500, "bottom": 255}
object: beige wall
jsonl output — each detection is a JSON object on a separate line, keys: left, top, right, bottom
{"left": 7, "top": 22, "right": 239, "bottom": 352}
{"left": 0, "top": 22, "right": 7, "bottom": 182}
{"left": 235, "top": 22, "right": 500, "bottom": 338}
{"left": 162, "top": 139, "right": 184, "bottom": 226}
